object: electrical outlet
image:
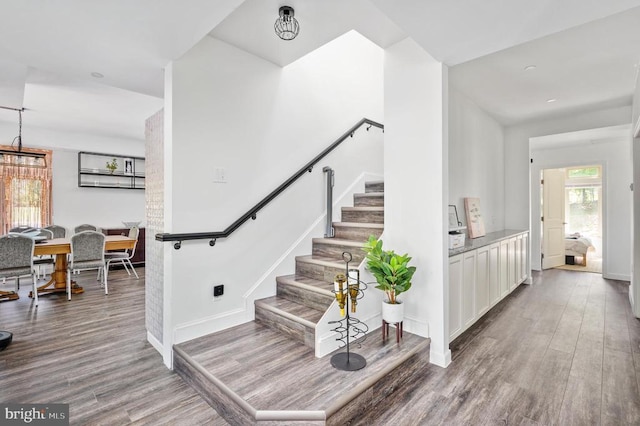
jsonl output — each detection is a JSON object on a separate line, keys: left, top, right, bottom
{"left": 213, "top": 284, "right": 224, "bottom": 297}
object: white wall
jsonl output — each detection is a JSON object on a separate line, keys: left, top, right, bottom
{"left": 0, "top": 123, "right": 145, "bottom": 232}
{"left": 384, "top": 37, "right": 450, "bottom": 367}
{"left": 504, "top": 105, "right": 632, "bottom": 230}
{"left": 448, "top": 87, "right": 505, "bottom": 232}
{"left": 165, "top": 31, "right": 384, "bottom": 349}
{"left": 631, "top": 72, "right": 640, "bottom": 316}
{"left": 530, "top": 132, "right": 632, "bottom": 280}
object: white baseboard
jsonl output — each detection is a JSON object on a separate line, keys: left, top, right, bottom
{"left": 603, "top": 272, "right": 630, "bottom": 282}
{"left": 430, "top": 348, "right": 451, "bottom": 368}
{"left": 147, "top": 330, "right": 163, "bottom": 354}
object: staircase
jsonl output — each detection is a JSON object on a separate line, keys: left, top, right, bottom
{"left": 254, "top": 180, "right": 384, "bottom": 350}
{"left": 173, "top": 180, "right": 432, "bottom": 424}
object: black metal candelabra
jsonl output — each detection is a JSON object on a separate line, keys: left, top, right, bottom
{"left": 329, "top": 252, "right": 368, "bottom": 371}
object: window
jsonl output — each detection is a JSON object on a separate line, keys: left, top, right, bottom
{"left": 0, "top": 146, "right": 52, "bottom": 233}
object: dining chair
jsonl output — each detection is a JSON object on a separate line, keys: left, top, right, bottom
{"left": 32, "top": 228, "right": 54, "bottom": 279}
{"left": 74, "top": 224, "right": 98, "bottom": 233}
{"left": 0, "top": 234, "right": 38, "bottom": 306}
{"left": 44, "top": 225, "right": 67, "bottom": 239}
{"left": 9, "top": 225, "right": 36, "bottom": 234}
{"left": 67, "top": 231, "right": 107, "bottom": 300}
{"left": 103, "top": 226, "right": 140, "bottom": 279}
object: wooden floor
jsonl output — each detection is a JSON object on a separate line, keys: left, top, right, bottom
{"left": 2, "top": 268, "right": 640, "bottom": 425}
{"left": 0, "top": 268, "right": 226, "bottom": 425}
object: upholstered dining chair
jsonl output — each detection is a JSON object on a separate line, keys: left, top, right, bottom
{"left": 0, "top": 234, "right": 38, "bottom": 306}
{"left": 32, "top": 228, "right": 54, "bottom": 279}
{"left": 74, "top": 224, "right": 98, "bottom": 233}
{"left": 67, "top": 231, "right": 107, "bottom": 300}
{"left": 103, "top": 226, "right": 139, "bottom": 279}
{"left": 44, "top": 225, "right": 67, "bottom": 239}
{"left": 9, "top": 225, "right": 35, "bottom": 233}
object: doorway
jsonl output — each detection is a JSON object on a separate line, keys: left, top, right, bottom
{"left": 541, "top": 165, "right": 603, "bottom": 273}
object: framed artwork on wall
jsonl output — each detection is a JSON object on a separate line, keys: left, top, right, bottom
{"left": 464, "top": 197, "right": 486, "bottom": 238}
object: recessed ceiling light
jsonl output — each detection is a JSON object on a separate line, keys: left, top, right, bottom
{"left": 91, "top": 72, "right": 104, "bottom": 78}
{"left": 546, "top": 98, "right": 557, "bottom": 103}
{"left": 524, "top": 65, "right": 537, "bottom": 71}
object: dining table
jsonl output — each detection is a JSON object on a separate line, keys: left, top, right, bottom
{"left": 31, "top": 235, "right": 136, "bottom": 297}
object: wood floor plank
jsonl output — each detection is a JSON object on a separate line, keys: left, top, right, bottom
{"left": 601, "top": 347, "right": 640, "bottom": 425}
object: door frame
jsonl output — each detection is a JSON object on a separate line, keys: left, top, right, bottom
{"left": 530, "top": 159, "right": 607, "bottom": 275}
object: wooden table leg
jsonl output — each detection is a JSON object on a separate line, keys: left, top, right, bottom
{"left": 30, "top": 253, "right": 83, "bottom": 297}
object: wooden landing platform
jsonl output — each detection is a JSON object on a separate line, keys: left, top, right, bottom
{"left": 174, "top": 322, "right": 430, "bottom": 425}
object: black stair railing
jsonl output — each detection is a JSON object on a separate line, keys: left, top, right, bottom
{"left": 156, "top": 118, "right": 384, "bottom": 249}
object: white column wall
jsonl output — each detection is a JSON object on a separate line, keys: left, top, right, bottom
{"left": 631, "top": 72, "right": 640, "bottom": 317}
{"left": 384, "top": 38, "right": 450, "bottom": 367}
{"left": 164, "top": 32, "right": 384, "bottom": 353}
{"left": 448, "top": 88, "right": 505, "bottom": 232}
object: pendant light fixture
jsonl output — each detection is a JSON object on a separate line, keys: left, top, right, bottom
{"left": 274, "top": 6, "right": 299, "bottom": 41}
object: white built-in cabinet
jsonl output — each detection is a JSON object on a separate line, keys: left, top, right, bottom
{"left": 449, "top": 230, "right": 529, "bottom": 342}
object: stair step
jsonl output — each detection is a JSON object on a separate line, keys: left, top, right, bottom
{"left": 365, "top": 180, "right": 384, "bottom": 193}
{"left": 354, "top": 192, "right": 384, "bottom": 207}
{"left": 341, "top": 206, "right": 384, "bottom": 224}
{"left": 276, "top": 274, "right": 334, "bottom": 311}
{"left": 312, "top": 237, "right": 366, "bottom": 262}
{"left": 254, "top": 296, "right": 321, "bottom": 348}
{"left": 332, "top": 222, "right": 384, "bottom": 241}
{"left": 295, "top": 254, "right": 347, "bottom": 282}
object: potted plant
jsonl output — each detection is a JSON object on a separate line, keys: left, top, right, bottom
{"left": 105, "top": 158, "right": 118, "bottom": 174}
{"left": 363, "top": 235, "right": 416, "bottom": 323}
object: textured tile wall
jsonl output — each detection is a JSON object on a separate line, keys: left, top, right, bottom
{"left": 145, "top": 109, "right": 164, "bottom": 343}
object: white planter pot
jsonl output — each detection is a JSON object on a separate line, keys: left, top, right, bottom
{"left": 382, "top": 301, "right": 404, "bottom": 323}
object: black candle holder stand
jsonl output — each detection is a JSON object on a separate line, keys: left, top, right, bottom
{"left": 329, "top": 252, "right": 368, "bottom": 371}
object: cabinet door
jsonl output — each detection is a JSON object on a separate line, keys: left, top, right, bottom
{"left": 499, "top": 239, "right": 509, "bottom": 298}
{"left": 515, "top": 235, "right": 523, "bottom": 285}
{"left": 449, "top": 255, "right": 463, "bottom": 341}
{"left": 521, "top": 232, "right": 529, "bottom": 282}
{"left": 462, "top": 250, "right": 477, "bottom": 328}
{"left": 489, "top": 243, "right": 500, "bottom": 306}
{"left": 508, "top": 237, "right": 517, "bottom": 291}
{"left": 476, "top": 246, "right": 490, "bottom": 317}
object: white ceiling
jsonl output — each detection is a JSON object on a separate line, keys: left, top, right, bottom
{"left": 0, "top": 0, "right": 639, "bottom": 142}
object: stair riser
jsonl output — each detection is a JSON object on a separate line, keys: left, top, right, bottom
{"left": 255, "top": 306, "right": 315, "bottom": 349}
{"left": 365, "top": 182, "right": 384, "bottom": 193}
{"left": 276, "top": 280, "right": 333, "bottom": 312}
{"left": 312, "top": 242, "right": 365, "bottom": 263}
{"left": 341, "top": 209, "right": 384, "bottom": 224}
{"left": 354, "top": 195, "right": 384, "bottom": 207}
{"left": 333, "top": 226, "right": 383, "bottom": 241}
{"left": 296, "top": 260, "right": 344, "bottom": 283}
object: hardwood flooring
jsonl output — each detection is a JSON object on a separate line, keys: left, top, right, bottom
{"left": 0, "top": 268, "right": 225, "bottom": 425}
{"left": 2, "top": 267, "right": 640, "bottom": 425}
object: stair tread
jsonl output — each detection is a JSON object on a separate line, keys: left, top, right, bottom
{"left": 332, "top": 222, "right": 384, "bottom": 228}
{"left": 296, "top": 254, "right": 346, "bottom": 268}
{"left": 312, "top": 237, "right": 366, "bottom": 247}
{"left": 256, "top": 296, "right": 325, "bottom": 324}
{"left": 354, "top": 192, "right": 384, "bottom": 197}
{"left": 277, "top": 274, "right": 333, "bottom": 294}
{"left": 341, "top": 206, "right": 384, "bottom": 211}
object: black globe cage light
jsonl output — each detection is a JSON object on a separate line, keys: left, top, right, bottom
{"left": 274, "top": 6, "right": 300, "bottom": 40}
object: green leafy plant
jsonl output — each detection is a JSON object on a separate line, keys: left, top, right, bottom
{"left": 106, "top": 158, "right": 118, "bottom": 173}
{"left": 363, "top": 235, "right": 416, "bottom": 304}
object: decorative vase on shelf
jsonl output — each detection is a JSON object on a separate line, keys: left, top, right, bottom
{"left": 382, "top": 300, "right": 404, "bottom": 323}
{"left": 106, "top": 158, "right": 118, "bottom": 174}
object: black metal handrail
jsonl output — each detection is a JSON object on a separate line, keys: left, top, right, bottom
{"left": 155, "top": 118, "right": 384, "bottom": 249}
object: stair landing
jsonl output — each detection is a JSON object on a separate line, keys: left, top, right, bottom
{"left": 174, "top": 322, "right": 430, "bottom": 425}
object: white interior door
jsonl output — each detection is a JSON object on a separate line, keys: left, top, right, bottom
{"left": 542, "top": 168, "right": 566, "bottom": 269}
